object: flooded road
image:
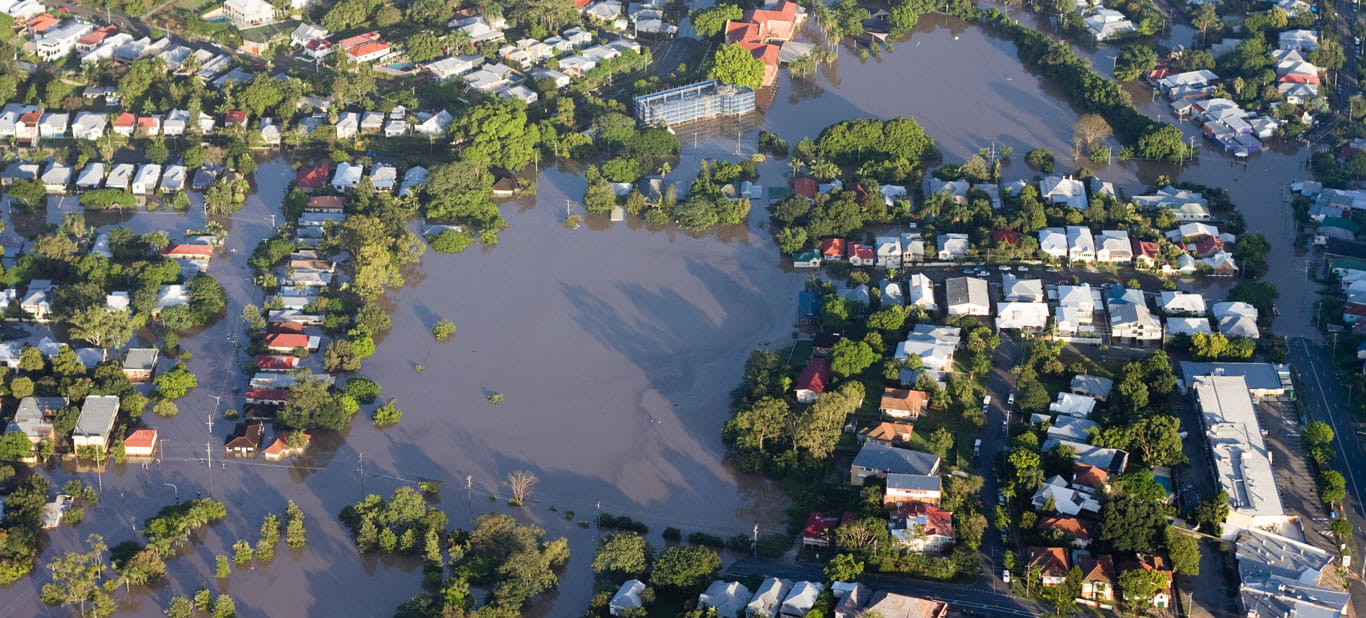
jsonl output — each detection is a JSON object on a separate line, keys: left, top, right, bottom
{"left": 5, "top": 10, "right": 1321, "bottom": 618}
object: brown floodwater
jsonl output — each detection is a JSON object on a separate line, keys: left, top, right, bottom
{"left": 4, "top": 12, "right": 1319, "bottom": 618}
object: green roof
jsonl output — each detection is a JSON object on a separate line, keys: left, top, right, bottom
{"left": 1332, "top": 257, "right": 1366, "bottom": 272}
{"left": 239, "top": 21, "right": 294, "bottom": 43}
{"left": 1321, "top": 217, "right": 1358, "bottom": 231}
{"left": 792, "top": 248, "right": 819, "bottom": 261}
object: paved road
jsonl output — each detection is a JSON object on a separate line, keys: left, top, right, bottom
{"left": 726, "top": 558, "right": 1043, "bottom": 617}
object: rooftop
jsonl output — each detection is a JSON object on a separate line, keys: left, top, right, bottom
{"left": 1194, "top": 375, "right": 1285, "bottom": 520}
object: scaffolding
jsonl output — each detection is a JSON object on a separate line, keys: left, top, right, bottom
{"left": 633, "top": 80, "right": 756, "bottom": 127}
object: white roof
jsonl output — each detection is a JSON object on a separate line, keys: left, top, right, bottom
{"left": 996, "top": 302, "right": 1049, "bottom": 329}
{"left": 1158, "top": 291, "right": 1207, "bottom": 314}
{"left": 1039, "top": 227, "right": 1068, "bottom": 257}
{"left": 908, "top": 273, "right": 936, "bottom": 309}
{"left": 1213, "top": 301, "right": 1258, "bottom": 321}
{"left": 1002, "top": 275, "right": 1044, "bottom": 302}
{"left": 1166, "top": 316, "right": 1213, "bottom": 337}
{"left": 1049, "top": 392, "right": 1097, "bottom": 418}
{"left": 1195, "top": 375, "right": 1284, "bottom": 521}
{"left": 780, "top": 582, "right": 825, "bottom": 616}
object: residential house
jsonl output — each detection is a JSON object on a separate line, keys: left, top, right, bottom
{"left": 1167, "top": 316, "right": 1214, "bottom": 339}
{"left": 413, "top": 109, "right": 453, "bottom": 136}
{"left": 104, "top": 163, "right": 134, "bottom": 190}
{"left": 698, "top": 580, "right": 751, "bottom": 618}
{"left": 900, "top": 232, "right": 925, "bottom": 264}
{"left": 369, "top": 164, "right": 397, "bottom": 192}
{"left": 746, "top": 578, "right": 793, "bottom": 618}
{"left": 858, "top": 592, "right": 948, "bottom": 618}
{"left": 70, "top": 112, "right": 107, "bottom": 140}
{"left": 41, "top": 163, "right": 71, "bottom": 193}
{"left": 879, "top": 387, "right": 929, "bottom": 419}
{"left": 875, "top": 235, "right": 903, "bottom": 267}
{"left": 263, "top": 432, "right": 310, "bottom": 460}
{"left": 858, "top": 422, "right": 914, "bottom": 445}
{"left": 1066, "top": 226, "right": 1096, "bottom": 263}
{"left": 1032, "top": 475, "right": 1103, "bottom": 516}
{"left": 1041, "top": 175, "right": 1087, "bottom": 209}
{"left": 265, "top": 333, "right": 320, "bottom": 353}
{"left": 850, "top": 442, "right": 940, "bottom": 486}
{"left": 944, "top": 277, "right": 989, "bottom": 316}
{"left": 937, "top": 233, "right": 970, "bottom": 260}
{"left": 880, "top": 280, "right": 904, "bottom": 307}
{"left": 895, "top": 324, "right": 960, "bottom": 374}
{"left": 257, "top": 355, "right": 299, "bottom": 372}
{"left": 1029, "top": 547, "right": 1071, "bottom": 587}
{"left": 883, "top": 473, "right": 941, "bottom": 507}
{"left": 1037, "top": 515, "right": 1098, "bottom": 548}
{"left": 908, "top": 273, "right": 936, "bottom": 310}
{"left": 1158, "top": 291, "right": 1207, "bottom": 315}
{"left": 1119, "top": 555, "right": 1172, "bottom": 608}
{"left": 332, "top": 162, "right": 363, "bottom": 190}
{"left": 36, "top": 21, "right": 96, "bottom": 62}
{"left": 1070, "top": 374, "right": 1114, "bottom": 401}
{"left": 131, "top": 164, "right": 161, "bottom": 195}
{"left": 72, "top": 395, "right": 120, "bottom": 451}
{"left": 1085, "top": 8, "right": 1135, "bottom": 40}
{"left": 847, "top": 243, "right": 875, "bottom": 266}
{"left": 21, "top": 287, "right": 51, "bottom": 321}
{"left": 608, "top": 579, "right": 646, "bottom": 616}
{"left": 1039, "top": 227, "right": 1068, "bottom": 260}
{"left": 1047, "top": 439, "right": 1129, "bottom": 475}
{"left": 295, "top": 163, "right": 329, "bottom": 192}
{"left": 996, "top": 302, "right": 1049, "bottom": 330}
{"left": 1050, "top": 392, "right": 1097, "bottom": 418}
{"left": 1047, "top": 415, "right": 1100, "bottom": 442}
{"left": 121, "top": 348, "right": 159, "bottom": 383}
{"left": 926, "top": 177, "right": 970, "bottom": 204}
{"left": 39, "top": 112, "right": 69, "bottom": 139}
{"left": 801, "top": 512, "right": 854, "bottom": 549}
{"left": 1110, "top": 303, "right": 1163, "bottom": 342}
{"left": 794, "top": 358, "right": 830, "bottom": 404}
{"left": 1002, "top": 275, "right": 1044, "bottom": 302}
{"left": 223, "top": 0, "right": 276, "bottom": 30}
{"left": 7, "top": 396, "right": 64, "bottom": 445}
{"left": 163, "top": 243, "right": 213, "bottom": 264}
{"left": 123, "top": 428, "right": 158, "bottom": 458}
{"left": 1076, "top": 554, "right": 1117, "bottom": 608}
{"left": 779, "top": 581, "right": 824, "bottom": 618}
{"left": 791, "top": 249, "right": 821, "bottom": 269}
{"left": 889, "top": 502, "right": 955, "bottom": 553}
{"left": 334, "top": 112, "right": 358, "bottom": 139}
{"left": 820, "top": 238, "right": 846, "bottom": 261}
{"left": 225, "top": 422, "right": 265, "bottom": 456}
{"left": 1096, "top": 230, "right": 1132, "bottom": 263}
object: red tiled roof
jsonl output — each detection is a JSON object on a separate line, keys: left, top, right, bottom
{"left": 1072, "top": 463, "right": 1110, "bottom": 491}
{"left": 113, "top": 112, "right": 135, "bottom": 127}
{"left": 801, "top": 511, "right": 856, "bottom": 542}
{"left": 263, "top": 431, "right": 310, "bottom": 456}
{"left": 124, "top": 428, "right": 157, "bottom": 449}
{"left": 163, "top": 243, "right": 213, "bottom": 258}
{"left": 1278, "top": 72, "right": 1320, "bottom": 85}
{"left": 1036, "top": 515, "right": 1097, "bottom": 540}
{"left": 1194, "top": 236, "right": 1224, "bottom": 256}
{"left": 1029, "top": 546, "right": 1070, "bottom": 578}
{"left": 1078, "top": 554, "right": 1116, "bottom": 584}
{"left": 136, "top": 116, "right": 158, "bottom": 128}
{"left": 347, "top": 41, "right": 389, "bottom": 58}
{"left": 265, "top": 333, "right": 309, "bottom": 348}
{"left": 224, "top": 111, "right": 247, "bottom": 125}
{"left": 306, "top": 195, "right": 344, "bottom": 210}
{"left": 849, "top": 243, "right": 874, "bottom": 261}
{"left": 246, "top": 388, "right": 289, "bottom": 402}
{"left": 992, "top": 229, "right": 1022, "bottom": 246}
{"left": 256, "top": 355, "right": 298, "bottom": 370}
{"left": 306, "top": 39, "right": 333, "bottom": 52}
{"left": 77, "top": 25, "right": 117, "bottom": 46}
{"left": 793, "top": 177, "right": 817, "bottom": 198}
{"left": 26, "top": 14, "right": 60, "bottom": 34}
{"left": 859, "top": 421, "right": 914, "bottom": 442}
{"left": 893, "top": 502, "right": 954, "bottom": 538}
{"left": 296, "top": 164, "right": 330, "bottom": 189}
{"left": 820, "top": 237, "right": 846, "bottom": 257}
{"left": 18, "top": 110, "right": 41, "bottom": 126}
{"left": 879, "top": 388, "right": 929, "bottom": 413}
{"left": 1134, "top": 239, "right": 1160, "bottom": 259}
{"left": 795, "top": 358, "right": 830, "bottom": 394}
{"left": 338, "top": 31, "right": 381, "bottom": 49}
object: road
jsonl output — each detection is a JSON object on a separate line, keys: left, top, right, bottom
{"left": 726, "top": 558, "right": 1044, "bottom": 617}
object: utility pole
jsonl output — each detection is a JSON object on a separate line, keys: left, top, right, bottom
{"left": 466, "top": 475, "right": 472, "bottom": 514}
{"left": 752, "top": 522, "right": 759, "bottom": 554}
{"left": 358, "top": 452, "right": 365, "bottom": 494}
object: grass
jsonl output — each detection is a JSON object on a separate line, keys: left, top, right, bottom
{"left": 903, "top": 406, "right": 977, "bottom": 469}
{"left": 789, "top": 339, "right": 814, "bottom": 368}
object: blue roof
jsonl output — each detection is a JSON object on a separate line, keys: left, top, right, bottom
{"left": 798, "top": 291, "right": 820, "bottom": 318}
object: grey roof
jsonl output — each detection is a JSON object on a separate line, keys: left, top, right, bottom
{"left": 1044, "top": 438, "right": 1128, "bottom": 474}
{"left": 698, "top": 580, "right": 751, "bottom": 618}
{"left": 74, "top": 395, "right": 120, "bottom": 441}
{"left": 852, "top": 442, "right": 941, "bottom": 476}
{"left": 1236, "top": 528, "right": 1333, "bottom": 584}
{"left": 1240, "top": 575, "right": 1350, "bottom": 618}
{"left": 1180, "top": 362, "right": 1284, "bottom": 392}
{"left": 122, "top": 348, "right": 158, "bottom": 371}
{"left": 944, "top": 276, "right": 988, "bottom": 308}
{"left": 886, "top": 473, "right": 941, "bottom": 493}
{"left": 1070, "top": 374, "right": 1114, "bottom": 398}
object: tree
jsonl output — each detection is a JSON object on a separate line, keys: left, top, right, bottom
{"left": 154, "top": 363, "right": 197, "bottom": 400}
{"left": 1232, "top": 233, "right": 1271, "bottom": 273}
{"left": 1303, "top": 421, "right": 1336, "bottom": 463}
{"left": 1118, "top": 567, "right": 1168, "bottom": 609}
{"left": 427, "top": 229, "right": 473, "bottom": 254}
{"left": 1099, "top": 495, "right": 1166, "bottom": 553}
{"left": 1025, "top": 149, "right": 1055, "bottom": 173}
{"left": 1309, "top": 38, "right": 1346, "bottom": 72}
{"left": 506, "top": 470, "right": 538, "bottom": 506}
{"left": 432, "top": 320, "right": 457, "bottom": 342}
{"left": 372, "top": 400, "right": 402, "bottom": 427}
{"left": 323, "top": 339, "right": 361, "bottom": 373}
{"left": 1317, "top": 470, "right": 1347, "bottom": 504}
{"left": 1165, "top": 527, "right": 1200, "bottom": 576}
{"left": 1114, "top": 44, "right": 1157, "bottom": 81}
{"left": 828, "top": 339, "right": 877, "bottom": 378}
{"left": 1074, "top": 114, "right": 1113, "bottom": 150}
{"left": 1227, "top": 282, "right": 1279, "bottom": 318}
{"left": 1192, "top": 3, "right": 1219, "bottom": 43}
{"left": 824, "top": 553, "right": 864, "bottom": 582}
{"left": 8, "top": 178, "right": 45, "bottom": 211}
{"left": 450, "top": 99, "right": 541, "bottom": 171}
{"left": 0, "top": 430, "right": 33, "bottom": 460}
{"left": 285, "top": 500, "right": 306, "bottom": 548}
{"left": 727, "top": 397, "right": 792, "bottom": 452}
{"left": 67, "top": 307, "right": 135, "bottom": 359}
{"left": 866, "top": 305, "right": 905, "bottom": 331}
{"left": 707, "top": 43, "right": 766, "bottom": 90}
{"left": 1194, "top": 491, "right": 1230, "bottom": 535}
{"left": 40, "top": 534, "right": 114, "bottom": 616}
{"left": 153, "top": 400, "right": 179, "bottom": 418}
{"left": 583, "top": 166, "right": 617, "bottom": 214}
{"left": 927, "top": 426, "right": 955, "bottom": 457}
{"left": 214, "top": 554, "right": 230, "bottom": 578}
{"left": 145, "top": 139, "right": 169, "bottom": 164}
{"left": 232, "top": 539, "right": 253, "bottom": 565}
{"left": 404, "top": 32, "right": 443, "bottom": 63}
{"left": 1127, "top": 416, "right": 1187, "bottom": 467}
{"left": 592, "top": 532, "right": 650, "bottom": 578}
{"left": 651, "top": 545, "right": 720, "bottom": 589}
{"left": 691, "top": 4, "right": 743, "bottom": 38}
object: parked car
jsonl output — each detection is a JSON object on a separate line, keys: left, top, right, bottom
{"left": 1007, "top": 393, "right": 1015, "bottom": 406}
{"left": 1002, "top": 570, "right": 1011, "bottom": 584}
{"left": 1017, "top": 265, "right": 1029, "bottom": 271}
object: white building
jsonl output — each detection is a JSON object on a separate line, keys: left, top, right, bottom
{"left": 908, "top": 273, "right": 936, "bottom": 310}
{"left": 332, "top": 162, "right": 363, "bottom": 190}
{"left": 996, "top": 302, "right": 1049, "bottom": 330}
{"left": 37, "top": 21, "right": 95, "bottom": 62}
{"left": 1194, "top": 375, "right": 1288, "bottom": 540}
{"left": 1158, "top": 291, "right": 1207, "bottom": 315}
{"left": 223, "top": 0, "right": 277, "bottom": 30}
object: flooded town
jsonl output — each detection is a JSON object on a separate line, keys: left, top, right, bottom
{"left": 0, "top": 0, "right": 1361, "bottom": 616}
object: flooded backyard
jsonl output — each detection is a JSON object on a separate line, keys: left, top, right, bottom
{"left": 2, "top": 10, "right": 1323, "bottom": 618}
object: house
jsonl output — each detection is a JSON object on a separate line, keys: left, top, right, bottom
{"left": 21, "top": 288, "right": 51, "bottom": 321}
{"left": 926, "top": 178, "right": 970, "bottom": 204}
{"left": 225, "top": 422, "right": 265, "bottom": 456}
{"left": 265, "top": 333, "right": 320, "bottom": 353}
{"left": 879, "top": 387, "right": 929, "bottom": 419}
{"left": 1166, "top": 316, "right": 1214, "bottom": 340}
{"left": 875, "top": 235, "right": 903, "bottom": 267}
{"left": 1218, "top": 313, "right": 1259, "bottom": 339}
{"left": 779, "top": 581, "right": 824, "bottom": 618}
{"left": 698, "top": 580, "right": 751, "bottom": 618}
{"left": 1119, "top": 555, "right": 1172, "bottom": 608}
{"left": 798, "top": 291, "right": 820, "bottom": 330}
{"left": 369, "top": 164, "right": 397, "bottom": 192}
{"left": 1085, "top": 8, "right": 1135, "bottom": 40}
{"left": 1070, "top": 374, "right": 1114, "bottom": 401}
{"left": 123, "top": 428, "right": 158, "bottom": 458}
{"left": 858, "top": 421, "right": 914, "bottom": 445}
{"left": 1047, "top": 415, "right": 1100, "bottom": 442}
{"left": 40, "top": 112, "right": 69, "bottom": 139}
{"left": 936, "top": 233, "right": 969, "bottom": 260}
{"left": 850, "top": 442, "right": 940, "bottom": 486}
{"left": 1076, "top": 554, "right": 1116, "bottom": 608}
{"left": 72, "top": 395, "right": 121, "bottom": 451}
{"left": 1040, "top": 175, "right": 1087, "bottom": 209}
{"left": 908, "top": 273, "right": 936, "bottom": 310}
{"left": 820, "top": 238, "right": 846, "bottom": 261}
{"left": 1029, "top": 547, "right": 1071, "bottom": 587}
{"left": 1037, "top": 515, "right": 1098, "bottom": 548}
{"left": 794, "top": 358, "right": 830, "bottom": 404}
{"left": 131, "top": 164, "right": 161, "bottom": 195}
{"left": 163, "top": 243, "right": 213, "bottom": 263}
{"left": 41, "top": 163, "right": 72, "bottom": 193}
{"left": 996, "top": 302, "right": 1049, "bottom": 330}
{"left": 262, "top": 432, "right": 310, "bottom": 461}
{"left": 889, "top": 502, "right": 955, "bottom": 553}
{"left": 42, "top": 495, "right": 71, "bottom": 529}
{"left": 884, "top": 473, "right": 941, "bottom": 507}
{"left": 746, "top": 578, "right": 793, "bottom": 618}
{"left": 14, "top": 109, "right": 40, "bottom": 143}
{"left": 159, "top": 165, "right": 186, "bottom": 193}
{"left": 791, "top": 249, "right": 821, "bottom": 269}
{"left": 7, "top": 396, "right": 64, "bottom": 445}
{"left": 608, "top": 579, "right": 646, "bottom": 616}
{"left": 223, "top": 0, "right": 276, "bottom": 30}
{"left": 1109, "top": 303, "right": 1163, "bottom": 341}
{"left": 332, "top": 162, "right": 363, "bottom": 190}
{"left": 944, "top": 277, "right": 989, "bottom": 316}
{"left": 413, "top": 110, "right": 453, "bottom": 136}
{"left": 122, "top": 348, "right": 159, "bottom": 383}
{"left": 1050, "top": 392, "right": 1097, "bottom": 418}
{"left": 344, "top": 36, "right": 390, "bottom": 63}
{"left": 801, "top": 512, "right": 855, "bottom": 549}
{"left": 895, "top": 324, "right": 960, "bottom": 374}
{"left": 1157, "top": 291, "right": 1206, "bottom": 315}
{"left": 1096, "top": 230, "right": 1132, "bottom": 263}
{"left": 257, "top": 355, "right": 299, "bottom": 372}
{"left": 36, "top": 21, "right": 96, "bottom": 62}
{"left": 858, "top": 592, "right": 948, "bottom": 618}
{"left": 1039, "top": 227, "right": 1068, "bottom": 260}
{"left": 880, "top": 280, "right": 904, "bottom": 307}
{"left": 900, "top": 232, "right": 925, "bottom": 264}
{"left": 295, "top": 163, "right": 329, "bottom": 192}
{"left": 71, "top": 112, "right": 107, "bottom": 140}
{"left": 104, "top": 163, "right": 134, "bottom": 190}
{"left": 1066, "top": 226, "right": 1096, "bottom": 263}
{"left": 1002, "top": 275, "right": 1044, "bottom": 302}
{"left": 1278, "top": 29, "right": 1318, "bottom": 52}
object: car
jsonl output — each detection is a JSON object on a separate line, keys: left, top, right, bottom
{"left": 998, "top": 265, "right": 1011, "bottom": 271}
{"left": 1002, "top": 570, "right": 1011, "bottom": 584}
{"left": 1007, "top": 393, "right": 1015, "bottom": 406}
{"left": 1016, "top": 265, "right": 1029, "bottom": 271}
{"left": 997, "top": 492, "right": 1006, "bottom": 505}
{"left": 1272, "top": 305, "right": 1280, "bottom": 316}
{"left": 943, "top": 268, "right": 956, "bottom": 273}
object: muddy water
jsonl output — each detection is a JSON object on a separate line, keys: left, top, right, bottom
{"left": 5, "top": 11, "right": 1320, "bottom": 618}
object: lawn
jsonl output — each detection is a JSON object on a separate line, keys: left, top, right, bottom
{"left": 788, "top": 339, "right": 813, "bottom": 369}
{"left": 904, "top": 406, "right": 978, "bottom": 469}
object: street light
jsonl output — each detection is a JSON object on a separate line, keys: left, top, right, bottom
{"left": 163, "top": 482, "right": 179, "bottom": 504}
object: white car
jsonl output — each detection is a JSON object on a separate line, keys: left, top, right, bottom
{"left": 1002, "top": 570, "right": 1011, "bottom": 583}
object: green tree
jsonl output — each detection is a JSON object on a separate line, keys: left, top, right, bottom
{"left": 67, "top": 307, "right": 135, "bottom": 360}
{"left": 1317, "top": 470, "right": 1347, "bottom": 504}
{"left": 591, "top": 532, "right": 650, "bottom": 578}
{"left": 154, "top": 363, "right": 197, "bottom": 399}
{"left": 8, "top": 178, "right": 45, "bottom": 211}
{"left": 1099, "top": 495, "right": 1166, "bottom": 553}
{"left": 232, "top": 540, "right": 253, "bottom": 565}
{"left": 1127, "top": 416, "right": 1187, "bottom": 467}
{"left": 285, "top": 500, "right": 307, "bottom": 548}
{"left": 432, "top": 320, "right": 457, "bottom": 342}
{"left": 40, "top": 534, "right": 115, "bottom": 616}
{"left": 404, "top": 32, "right": 443, "bottom": 63}
{"left": 1165, "top": 527, "right": 1200, "bottom": 576}
{"left": 0, "top": 430, "right": 33, "bottom": 460}
{"left": 828, "top": 339, "right": 877, "bottom": 378}
{"left": 372, "top": 400, "right": 402, "bottom": 427}
{"left": 824, "top": 553, "right": 864, "bottom": 582}
{"left": 1114, "top": 44, "right": 1157, "bottom": 81}
{"left": 691, "top": 4, "right": 742, "bottom": 38}
{"left": 1302, "top": 421, "right": 1336, "bottom": 463}
{"left": 927, "top": 426, "right": 955, "bottom": 457}
{"left": 450, "top": 99, "right": 542, "bottom": 171}
{"left": 707, "top": 43, "right": 766, "bottom": 90}
{"left": 214, "top": 554, "right": 230, "bottom": 579}
{"left": 427, "top": 229, "right": 474, "bottom": 253}
{"left": 651, "top": 545, "right": 720, "bottom": 589}
{"left": 1118, "top": 567, "right": 1168, "bottom": 609}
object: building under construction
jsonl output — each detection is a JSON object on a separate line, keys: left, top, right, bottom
{"left": 633, "top": 80, "right": 756, "bottom": 127}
